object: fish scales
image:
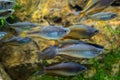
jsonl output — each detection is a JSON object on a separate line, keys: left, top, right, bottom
{"left": 44, "top": 62, "right": 87, "bottom": 76}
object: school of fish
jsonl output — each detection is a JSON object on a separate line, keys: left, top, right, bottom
{"left": 0, "top": 0, "right": 118, "bottom": 77}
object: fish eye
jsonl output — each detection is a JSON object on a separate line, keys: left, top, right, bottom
{"left": 64, "top": 30, "right": 67, "bottom": 32}
{"left": 91, "top": 25, "right": 94, "bottom": 28}
{"left": 96, "top": 50, "right": 101, "bottom": 53}
{"left": 8, "top": 10, "right": 12, "bottom": 13}
{"left": 6, "top": 2, "right": 11, "bottom": 5}
{"left": 111, "top": 14, "right": 117, "bottom": 18}
{"left": 94, "top": 30, "right": 99, "bottom": 33}
{"left": 94, "top": 50, "right": 98, "bottom": 53}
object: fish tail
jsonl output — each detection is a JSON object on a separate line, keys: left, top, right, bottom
{"left": 37, "top": 52, "right": 44, "bottom": 61}
{"left": 32, "top": 69, "right": 45, "bottom": 76}
{"left": 77, "top": 11, "right": 88, "bottom": 21}
{"left": 78, "top": 11, "right": 85, "bottom": 17}
{"left": 33, "top": 63, "right": 46, "bottom": 76}
{"left": 35, "top": 71, "right": 45, "bottom": 76}
{"left": 14, "top": 27, "right": 27, "bottom": 37}
{"left": 4, "top": 20, "right": 10, "bottom": 26}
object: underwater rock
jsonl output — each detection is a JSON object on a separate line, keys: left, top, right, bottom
{"left": 0, "top": 63, "right": 12, "bottom": 80}
{"left": 6, "top": 63, "right": 44, "bottom": 80}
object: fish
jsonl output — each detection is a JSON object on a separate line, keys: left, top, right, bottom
{"left": 37, "top": 62, "right": 87, "bottom": 76}
{"left": 87, "top": 12, "right": 117, "bottom": 21}
{"left": 79, "top": 0, "right": 115, "bottom": 17}
{"left": 27, "top": 26, "right": 70, "bottom": 40}
{"left": 56, "top": 43, "right": 104, "bottom": 58}
{"left": 5, "top": 25, "right": 70, "bottom": 40}
{"left": 7, "top": 22, "right": 41, "bottom": 28}
{"left": 0, "top": 0, "right": 16, "bottom": 9}
{"left": 111, "top": 0, "right": 120, "bottom": 6}
{"left": 37, "top": 46, "right": 57, "bottom": 60}
{"left": 37, "top": 40, "right": 104, "bottom": 60}
{"left": 3, "top": 36, "right": 32, "bottom": 44}
{"left": 14, "top": 37, "right": 32, "bottom": 44}
{"left": 59, "top": 39, "right": 104, "bottom": 49}
{"left": 64, "top": 24, "right": 99, "bottom": 39}
{"left": 58, "top": 39, "right": 96, "bottom": 46}
{"left": 0, "top": 9, "right": 14, "bottom": 19}
{"left": 0, "top": 31, "right": 7, "bottom": 40}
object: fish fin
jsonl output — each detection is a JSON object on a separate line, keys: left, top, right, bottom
{"left": 32, "top": 70, "right": 45, "bottom": 76}
{"left": 78, "top": 11, "right": 85, "bottom": 17}
{"left": 37, "top": 47, "right": 50, "bottom": 61}
{"left": 4, "top": 20, "right": 10, "bottom": 27}
{"left": 2, "top": 36, "right": 24, "bottom": 43}
{"left": 36, "top": 71, "right": 45, "bottom": 75}
{"left": 2, "top": 36, "right": 18, "bottom": 43}
{"left": 15, "top": 37, "right": 32, "bottom": 44}
{"left": 78, "top": 40, "right": 104, "bottom": 49}
{"left": 33, "top": 63, "right": 45, "bottom": 76}
{"left": 14, "top": 28, "right": 27, "bottom": 37}
{"left": 60, "top": 44, "right": 73, "bottom": 48}
{"left": 14, "top": 27, "right": 22, "bottom": 34}
{"left": 36, "top": 52, "right": 42, "bottom": 61}
{"left": 38, "top": 45, "right": 58, "bottom": 60}
{"left": 73, "top": 11, "right": 81, "bottom": 16}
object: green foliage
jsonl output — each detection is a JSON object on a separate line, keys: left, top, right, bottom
{"left": 13, "top": 3, "right": 22, "bottom": 10}
{"left": 0, "top": 19, "right": 6, "bottom": 29}
{"left": 105, "top": 25, "right": 120, "bottom": 35}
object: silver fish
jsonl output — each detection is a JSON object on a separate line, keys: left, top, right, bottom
{"left": 40, "top": 62, "right": 87, "bottom": 76}
{"left": 87, "top": 12, "right": 117, "bottom": 20}
{"left": 0, "top": 0, "right": 16, "bottom": 9}
{"left": 38, "top": 40, "right": 104, "bottom": 60}
{"left": 0, "top": 31, "right": 7, "bottom": 40}
{"left": 15, "top": 37, "right": 32, "bottom": 44}
{"left": 111, "top": 0, "right": 120, "bottom": 6}
{"left": 56, "top": 43, "right": 104, "bottom": 58}
{"left": 8, "top": 22, "right": 41, "bottom": 28}
{"left": 58, "top": 39, "right": 102, "bottom": 47}
{"left": 0, "top": 9, "right": 14, "bottom": 19}
{"left": 27, "top": 26, "right": 70, "bottom": 40}
{"left": 9, "top": 22, "right": 40, "bottom": 28}
{"left": 79, "top": 0, "right": 115, "bottom": 16}
{"left": 64, "top": 24, "right": 98, "bottom": 39}
{"left": 59, "top": 40, "right": 104, "bottom": 50}
{"left": 3, "top": 36, "right": 32, "bottom": 44}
